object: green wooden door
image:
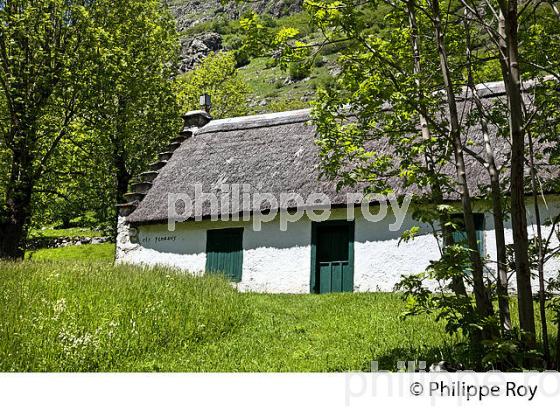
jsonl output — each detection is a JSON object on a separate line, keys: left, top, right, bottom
{"left": 311, "top": 221, "right": 354, "bottom": 294}
{"left": 206, "top": 228, "right": 243, "bottom": 282}
{"left": 451, "top": 213, "right": 485, "bottom": 254}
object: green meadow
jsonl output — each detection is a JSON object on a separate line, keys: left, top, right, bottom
{"left": 0, "top": 244, "right": 555, "bottom": 372}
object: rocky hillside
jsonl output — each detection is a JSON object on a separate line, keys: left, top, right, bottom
{"left": 168, "top": 0, "right": 304, "bottom": 72}
{"left": 167, "top": 0, "right": 341, "bottom": 114}
{"left": 167, "top": 0, "right": 303, "bottom": 33}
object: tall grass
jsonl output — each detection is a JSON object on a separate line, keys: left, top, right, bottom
{"left": 0, "top": 262, "right": 248, "bottom": 371}
{"left": 3, "top": 260, "right": 505, "bottom": 371}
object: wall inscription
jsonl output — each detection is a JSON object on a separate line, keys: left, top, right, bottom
{"left": 140, "top": 235, "right": 177, "bottom": 245}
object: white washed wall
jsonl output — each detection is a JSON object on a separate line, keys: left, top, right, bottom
{"left": 116, "top": 216, "right": 313, "bottom": 293}
{"left": 353, "top": 210, "right": 439, "bottom": 292}
{"left": 482, "top": 196, "right": 560, "bottom": 291}
{"left": 116, "top": 197, "right": 560, "bottom": 293}
{"left": 239, "top": 219, "right": 311, "bottom": 293}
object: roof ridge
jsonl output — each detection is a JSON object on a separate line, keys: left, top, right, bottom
{"left": 196, "top": 109, "right": 311, "bottom": 135}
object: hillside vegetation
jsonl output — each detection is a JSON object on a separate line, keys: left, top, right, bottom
{"left": 171, "top": 2, "right": 344, "bottom": 114}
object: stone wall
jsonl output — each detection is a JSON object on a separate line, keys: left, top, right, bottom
{"left": 27, "top": 236, "right": 112, "bottom": 250}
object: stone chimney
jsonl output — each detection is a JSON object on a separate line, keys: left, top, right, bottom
{"left": 200, "top": 93, "right": 212, "bottom": 114}
{"left": 180, "top": 96, "right": 212, "bottom": 137}
{"left": 181, "top": 110, "right": 212, "bottom": 129}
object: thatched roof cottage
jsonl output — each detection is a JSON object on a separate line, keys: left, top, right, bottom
{"left": 116, "top": 82, "right": 560, "bottom": 293}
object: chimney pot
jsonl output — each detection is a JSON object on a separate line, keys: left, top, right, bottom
{"left": 200, "top": 94, "right": 212, "bottom": 113}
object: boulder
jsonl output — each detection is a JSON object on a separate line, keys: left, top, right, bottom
{"left": 179, "top": 32, "right": 222, "bottom": 73}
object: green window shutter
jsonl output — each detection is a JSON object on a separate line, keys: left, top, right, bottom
{"left": 206, "top": 228, "right": 244, "bottom": 282}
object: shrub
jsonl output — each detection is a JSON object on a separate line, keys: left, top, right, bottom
{"left": 233, "top": 49, "right": 251, "bottom": 68}
{"left": 319, "top": 40, "right": 353, "bottom": 56}
{"left": 175, "top": 52, "right": 250, "bottom": 118}
{"left": 265, "top": 58, "right": 278, "bottom": 69}
{"left": 288, "top": 61, "right": 311, "bottom": 81}
{"left": 223, "top": 34, "right": 243, "bottom": 51}
{"left": 313, "top": 57, "right": 327, "bottom": 68}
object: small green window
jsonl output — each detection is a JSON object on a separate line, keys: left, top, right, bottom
{"left": 451, "top": 213, "right": 485, "bottom": 255}
{"left": 206, "top": 228, "right": 243, "bottom": 282}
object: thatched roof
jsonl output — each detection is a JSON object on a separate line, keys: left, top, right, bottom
{"left": 126, "top": 80, "right": 559, "bottom": 224}
{"left": 127, "top": 110, "right": 351, "bottom": 223}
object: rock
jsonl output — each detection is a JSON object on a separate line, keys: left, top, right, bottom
{"left": 283, "top": 76, "right": 295, "bottom": 85}
{"left": 169, "top": 1, "right": 304, "bottom": 33}
{"left": 27, "top": 234, "right": 113, "bottom": 250}
{"left": 259, "top": 99, "right": 268, "bottom": 106}
{"left": 429, "top": 361, "right": 465, "bottom": 372}
{"left": 179, "top": 32, "right": 222, "bottom": 73}
{"left": 329, "top": 66, "right": 342, "bottom": 77}
{"left": 171, "top": 1, "right": 305, "bottom": 72}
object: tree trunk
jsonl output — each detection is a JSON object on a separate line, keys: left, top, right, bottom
{"left": 0, "top": 150, "right": 35, "bottom": 260}
{"left": 528, "top": 130, "right": 550, "bottom": 366}
{"left": 473, "top": 101, "right": 512, "bottom": 333}
{"left": 499, "top": 2, "right": 536, "bottom": 347}
{"left": 489, "top": 171, "right": 513, "bottom": 332}
{"left": 114, "top": 151, "right": 131, "bottom": 205}
{"left": 432, "top": 0, "right": 494, "bottom": 322}
{"left": 0, "top": 219, "right": 29, "bottom": 260}
{"left": 464, "top": 12, "right": 512, "bottom": 333}
{"left": 407, "top": 0, "right": 469, "bottom": 298}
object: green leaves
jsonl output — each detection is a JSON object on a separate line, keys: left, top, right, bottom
{"left": 399, "top": 226, "right": 420, "bottom": 244}
{"left": 0, "top": 0, "right": 181, "bottom": 235}
{"left": 175, "top": 52, "right": 249, "bottom": 119}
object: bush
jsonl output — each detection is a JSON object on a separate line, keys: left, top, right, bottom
{"left": 268, "top": 98, "right": 309, "bottom": 113}
{"left": 265, "top": 57, "right": 278, "bottom": 69}
{"left": 311, "top": 74, "right": 336, "bottom": 91}
{"left": 313, "top": 57, "right": 327, "bottom": 68}
{"left": 288, "top": 61, "right": 311, "bottom": 81}
{"left": 185, "top": 15, "right": 234, "bottom": 36}
{"left": 233, "top": 49, "right": 251, "bottom": 68}
{"left": 223, "top": 34, "right": 243, "bottom": 51}
{"left": 319, "top": 40, "right": 353, "bottom": 56}
{"left": 175, "top": 52, "right": 250, "bottom": 118}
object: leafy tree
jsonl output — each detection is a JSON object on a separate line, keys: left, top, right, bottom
{"left": 175, "top": 52, "right": 250, "bottom": 119}
{"left": 31, "top": 125, "right": 115, "bottom": 232}
{"left": 0, "top": 0, "right": 181, "bottom": 256}
{"left": 0, "top": 0, "right": 96, "bottom": 259}
{"left": 234, "top": 0, "right": 560, "bottom": 366}
{"left": 461, "top": 0, "right": 560, "bottom": 356}
{"left": 521, "top": 2, "right": 560, "bottom": 364}
{"left": 80, "top": 0, "right": 180, "bottom": 206}
{"left": 298, "top": 0, "right": 497, "bottom": 344}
